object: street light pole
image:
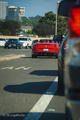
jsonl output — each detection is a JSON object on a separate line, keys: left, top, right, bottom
{"left": 55, "top": 0, "right": 60, "bottom": 35}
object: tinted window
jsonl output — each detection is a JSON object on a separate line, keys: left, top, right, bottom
{"left": 8, "top": 39, "right": 19, "bottom": 42}
{"left": 0, "top": 38, "right": 6, "bottom": 41}
{"left": 19, "top": 38, "right": 27, "bottom": 41}
{"left": 39, "top": 39, "right": 53, "bottom": 43}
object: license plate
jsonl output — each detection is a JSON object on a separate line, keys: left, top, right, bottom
{"left": 43, "top": 49, "right": 48, "bottom": 51}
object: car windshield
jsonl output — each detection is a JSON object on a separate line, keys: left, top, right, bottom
{"left": 39, "top": 39, "right": 53, "bottom": 43}
{"left": 33, "top": 40, "right": 38, "bottom": 43}
{"left": 8, "top": 39, "right": 18, "bottom": 42}
{"left": 19, "top": 38, "right": 27, "bottom": 41}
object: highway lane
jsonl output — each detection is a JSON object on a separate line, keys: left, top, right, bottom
{"left": 0, "top": 48, "right": 65, "bottom": 120}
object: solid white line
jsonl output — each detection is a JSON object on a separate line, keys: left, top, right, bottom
{"left": 24, "top": 77, "right": 58, "bottom": 120}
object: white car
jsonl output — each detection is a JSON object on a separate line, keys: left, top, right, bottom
{"left": 19, "top": 37, "right": 32, "bottom": 48}
{"left": 0, "top": 38, "right": 7, "bottom": 47}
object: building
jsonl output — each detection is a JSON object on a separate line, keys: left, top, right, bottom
{"left": 18, "top": 7, "right": 25, "bottom": 17}
{"left": 21, "top": 26, "right": 33, "bottom": 32}
{"left": 0, "top": 1, "right": 8, "bottom": 20}
{"left": 7, "top": 6, "right": 19, "bottom": 21}
{"left": 7, "top": 6, "right": 25, "bottom": 21}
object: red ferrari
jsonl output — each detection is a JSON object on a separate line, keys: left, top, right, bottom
{"left": 32, "top": 39, "right": 59, "bottom": 58}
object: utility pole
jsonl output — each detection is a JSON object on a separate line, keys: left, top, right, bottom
{"left": 55, "top": 0, "right": 60, "bottom": 35}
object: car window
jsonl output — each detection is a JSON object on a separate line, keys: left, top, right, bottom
{"left": 8, "top": 39, "right": 18, "bottom": 42}
{"left": 19, "top": 38, "right": 27, "bottom": 41}
{"left": 39, "top": 39, "right": 53, "bottom": 43}
{"left": 0, "top": 38, "right": 6, "bottom": 41}
{"left": 27, "top": 38, "right": 31, "bottom": 41}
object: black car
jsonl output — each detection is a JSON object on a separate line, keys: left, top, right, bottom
{"left": 53, "top": 35, "right": 63, "bottom": 44}
{"left": 58, "top": 33, "right": 68, "bottom": 93}
{"left": 58, "top": 0, "right": 80, "bottom": 120}
{"left": 4, "top": 38, "right": 23, "bottom": 49}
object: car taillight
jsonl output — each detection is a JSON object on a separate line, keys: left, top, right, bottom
{"left": 69, "top": 5, "right": 80, "bottom": 38}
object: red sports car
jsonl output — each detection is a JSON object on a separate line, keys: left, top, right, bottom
{"left": 32, "top": 39, "right": 59, "bottom": 58}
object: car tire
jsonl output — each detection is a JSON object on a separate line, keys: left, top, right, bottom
{"left": 56, "top": 54, "right": 58, "bottom": 58}
{"left": 29, "top": 46, "right": 32, "bottom": 49}
{"left": 65, "top": 106, "right": 72, "bottom": 120}
{"left": 32, "top": 54, "right": 37, "bottom": 58}
{"left": 8, "top": 47, "right": 10, "bottom": 49}
{"left": 26, "top": 46, "right": 28, "bottom": 49}
{"left": 16, "top": 46, "right": 18, "bottom": 49}
{"left": 4, "top": 46, "right": 7, "bottom": 49}
{"left": 19, "top": 46, "right": 22, "bottom": 49}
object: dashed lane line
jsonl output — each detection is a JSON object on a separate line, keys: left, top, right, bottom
{"left": 1, "top": 66, "right": 32, "bottom": 71}
{"left": 24, "top": 77, "right": 58, "bottom": 120}
{"left": 15, "top": 66, "right": 32, "bottom": 70}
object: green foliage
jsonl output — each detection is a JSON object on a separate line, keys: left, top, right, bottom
{"left": 33, "top": 23, "right": 54, "bottom": 36}
{"left": 21, "top": 16, "right": 41, "bottom": 26}
{"left": 33, "top": 11, "right": 56, "bottom": 36}
{"left": 27, "top": 30, "right": 33, "bottom": 34}
{"left": 33, "top": 11, "right": 68, "bottom": 36}
{"left": 0, "top": 20, "right": 21, "bottom": 35}
{"left": 57, "top": 16, "right": 68, "bottom": 35}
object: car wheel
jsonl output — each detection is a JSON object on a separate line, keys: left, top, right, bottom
{"left": 29, "top": 46, "right": 32, "bottom": 49}
{"left": 4, "top": 46, "right": 6, "bottom": 49}
{"left": 19, "top": 46, "right": 22, "bottom": 49}
{"left": 32, "top": 54, "right": 37, "bottom": 58}
{"left": 56, "top": 54, "right": 58, "bottom": 58}
{"left": 16, "top": 46, "right": 18, "bottom": 49}
{"left": 65, "top": 106, "right": 72, "bottom": 120}
{"left": 8, "top": 46, "right": 10, "bottom": 49}
{"left": 26, "top": 46, "right": 28, "bottom": 49}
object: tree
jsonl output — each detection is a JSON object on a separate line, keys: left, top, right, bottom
{"left": 57, "top": 16, "right": 68, "bottom": 35}
{"left": 33, "top": 11, "right": 56, "bottom": 36}
{"left": 33, "top": 11, "right": 68, "bottom": 36}
{"left": 0, "top": 20, "right": 21, "bottom": 35}
{"left": 33, "top": 23, "right": 54, "bottom": 36}
{"left": 21, "top": 16, "right": 41, "bottom": 26}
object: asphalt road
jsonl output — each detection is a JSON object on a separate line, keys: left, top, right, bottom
{"left": 0, "top": 48, "right": 65, "bottom": 120}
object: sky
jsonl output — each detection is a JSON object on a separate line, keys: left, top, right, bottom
{"left": 1, "top": 0, "right": 58, "bottom": 17}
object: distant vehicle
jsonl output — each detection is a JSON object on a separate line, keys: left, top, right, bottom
{"left": 19, "top": 37, "right": 32, "bottom": 48}
{"left": 53, "top": 35, "right": 63, "bottom": 44}
{"left": 32, "top": 40, "right": 38, "bottom": 48}
{"left": 4, "top": 38, "right": 23, "bottom": 49}
{"left": 58, "top": 33, "right": 68, "bottom": 93}
{"left": 0, "top": 38, "right": 7, "bottom": 47}
{"left": 32, "top": 39, "right": 59, "bottom": 58}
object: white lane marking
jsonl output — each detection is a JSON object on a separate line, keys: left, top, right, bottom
{"left": 1, "top": 66, "right": 32, "bottom": 71}
{"left": 15, "top": 66, "right": 32, "bottom": 70}
{"left": 1, "top": 66, "right": 14, "bottom": 70}
{"left": 24, "top": 77, "right": 58, "bottom": 120}
{"left": 47, "top": 108, "right": 55, "bottom": 112}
